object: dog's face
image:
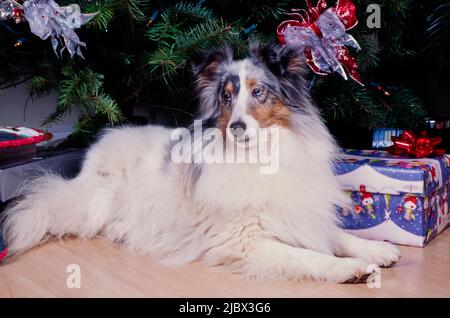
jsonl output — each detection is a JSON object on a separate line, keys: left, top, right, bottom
{"left": 193, "top": 43, "right": 309, "bottom": 146}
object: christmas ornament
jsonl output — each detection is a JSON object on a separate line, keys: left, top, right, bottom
{"left": 12, "top": 6, "right": 24, "bottom": 23}
{"left": 23, "top": 0, "right": 97, "bottom": 58}
{"left": 0, "top": 0, "right": 15, "bottom": 21}
{"left": 387, "top": 130, "right": 446, "bottom": 158}
{"left": 277, "top": 0, "right": 363, "bottom": 85}
{"left": 0, "top": 0, "right": 24, "bottom": 22}
{"left": 0, "top": 0, "right": 96, "bottom": 58}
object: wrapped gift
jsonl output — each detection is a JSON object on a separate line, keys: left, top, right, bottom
{"left": 372, "top": 128, "right": 404, "bottom": 149}
{"left": 0, "top": 235, "right": 6, "bottom": 261}
{"left": 334, "top": 149, "right": 450, "bottom": 247}
{"left": 0, "top": 126, "right": 53, "bottom": 161}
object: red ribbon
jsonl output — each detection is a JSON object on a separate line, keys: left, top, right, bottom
{"left": 387, "top": 130, "right": 446, "bottom": 158}
{"left": 276, "top": 0, "right": 363, "bottom": 85}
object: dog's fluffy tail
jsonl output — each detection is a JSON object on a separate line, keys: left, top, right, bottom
{"left": 1, "top": 173, "right": 100, "bottom": 257}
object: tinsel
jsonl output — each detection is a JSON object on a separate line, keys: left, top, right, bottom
{"left": 0, "top": 0, "right": 96, "bottom": 58}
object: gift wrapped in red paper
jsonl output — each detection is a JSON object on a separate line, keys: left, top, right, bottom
{"left": 0, "top": 126, "right": 52, "bottom": 160}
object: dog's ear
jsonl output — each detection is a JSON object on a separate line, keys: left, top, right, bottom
{"left": 192, "top": 46, "right": 233, "bottom": 89}
{"left": 278, "top": 46, "right": 307, "bottom": 76}
{"left": 251, "top": 41, "right": 306, "bottom": 77}
{"left": 250, "top": 41, "right": 283, "bottom": 76}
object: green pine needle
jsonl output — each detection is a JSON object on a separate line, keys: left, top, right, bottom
{"left": 165, "top": 1, "right": 215, "bottom": 22}
{"left": 28, "top": 76, "right": 56, "bottom": 101}
{"left": 42, "top": 67, "right": 123, "bottom": 129}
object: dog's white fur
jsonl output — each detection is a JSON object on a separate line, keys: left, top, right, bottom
{"left": 1, "top": 53, "right": 400, "bottom": 283}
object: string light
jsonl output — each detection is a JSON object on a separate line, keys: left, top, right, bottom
{"left": 147, "top": 0, "right": 205, "bottom": 27}
{"left": 146, "top": 9, "right": 159, "bottom": 27}
{"left": 14, "top": 36, "right": 26, "bottom": 47}
{"left": 370, "top": 81, "right": 391, "bottom": 96}
{"left": 242, "top": 24, "right": 257, "bottom": 35}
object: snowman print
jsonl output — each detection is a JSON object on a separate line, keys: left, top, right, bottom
{"left": 360, "top": 185, "right": 376, "bottom": 219}
{"left": 403, "top": 196, "right": 417, "bottom": 221}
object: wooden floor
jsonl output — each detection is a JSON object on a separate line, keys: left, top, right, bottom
{"left": 1, "top": 229, "right": 449, "bottom": 298}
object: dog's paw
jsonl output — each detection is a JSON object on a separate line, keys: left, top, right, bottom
{"left": 326, "top": 258, "right": 371, "bottom": 284}
{"left": 358, "top": 240, "right": 401, "bottom": 268}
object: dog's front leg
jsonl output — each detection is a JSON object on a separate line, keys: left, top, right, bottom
{"left": 243, "top": 239, "right": 372, "bottom": 283}
{"left": 335, "top": 231, "right": 401, "bottom": 268}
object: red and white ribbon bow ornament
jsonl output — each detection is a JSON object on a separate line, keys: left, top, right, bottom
{"left": 277, "top": 0, "right": 363, "bottom": 85}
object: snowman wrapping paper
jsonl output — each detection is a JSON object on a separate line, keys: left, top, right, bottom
{"left": 334, "top": 149, "right": 450, "bottom": 247}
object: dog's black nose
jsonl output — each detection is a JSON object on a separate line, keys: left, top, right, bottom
{"left": 229, "top": 121, "right": 247, "bottom": 137}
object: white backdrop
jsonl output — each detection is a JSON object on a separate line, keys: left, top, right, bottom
{"left": 0, "top": 82, "right": 79, "bottom": 128}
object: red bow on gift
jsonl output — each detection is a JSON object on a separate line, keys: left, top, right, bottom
{"left": 277, "top": 0, "right": 363, "bottom": 85}
{"left": 387, "top": 130, "right": 446, "bottom": 158}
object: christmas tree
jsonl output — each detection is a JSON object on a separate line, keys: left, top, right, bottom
{"left": 1, "top": 0, "right": 449, "bottom": 143}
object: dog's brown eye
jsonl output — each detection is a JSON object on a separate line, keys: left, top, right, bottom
{"left": 223, "top": 93, "right": 232, "bottom": 102}
{"left": 253, "top": 88, "right": 262, "bottom": 97}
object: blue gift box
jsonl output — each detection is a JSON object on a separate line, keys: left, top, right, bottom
{"left": 372, "top": 128, "right": 404, "bottom": 149}
{"left": 334, "top": 149, "right": 450, "bottom": 247}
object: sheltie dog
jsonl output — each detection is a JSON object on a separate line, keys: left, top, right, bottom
{"left": 1, "top": 43, "right": 400, "bottom": 283}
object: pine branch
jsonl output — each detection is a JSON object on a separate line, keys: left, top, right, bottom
{"left": 147, "top": 48, "right": 187, "bottom": 84}
{"left": 146, "top": 2, "right": 216, "bottom": 45}
{"left": 164, "top": 1, "right": 215, "bottom": 22}
{"left": 357, "top": 33, "right": 380, "bottom": 72}
{"left": 147, "top": 18, "right": 244, "bottom": 82}
{"left": 422, "top": 2, "right": 450, "bottom": 68}
{"left": 383, "top": 86, "right": 426, "bottom": 128}
{"left": 174, "top": 18, "right": 234, "bottom": 53}
{"left": 86, "top": 6, "right": 115, "bottom": 31}
{"left": 146, "top": 20, "right": 181, "bottom": 45}
{"left": 111, "top": 0, "right": 150, "bottom": 23}
{"left": 28, "top": 76, "right": 56, "bottom": 100}
{"left": 42, "top": 67, "right": 123, "bottom": 129}
{"left": 88, "top": 93, "right": 124, "bottom": 124}
{"left": 316, "top": 80, "right": 386, "bottom": 127}
{"left": 382, "top": 0, "right": 415, "bottom": 19}
{"left": 248, "top": 0, "right": 289, "bottom": 22}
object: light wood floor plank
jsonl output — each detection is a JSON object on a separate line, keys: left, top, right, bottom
{"left": 1, "top": 229, "right": 449, "bottom": 297}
